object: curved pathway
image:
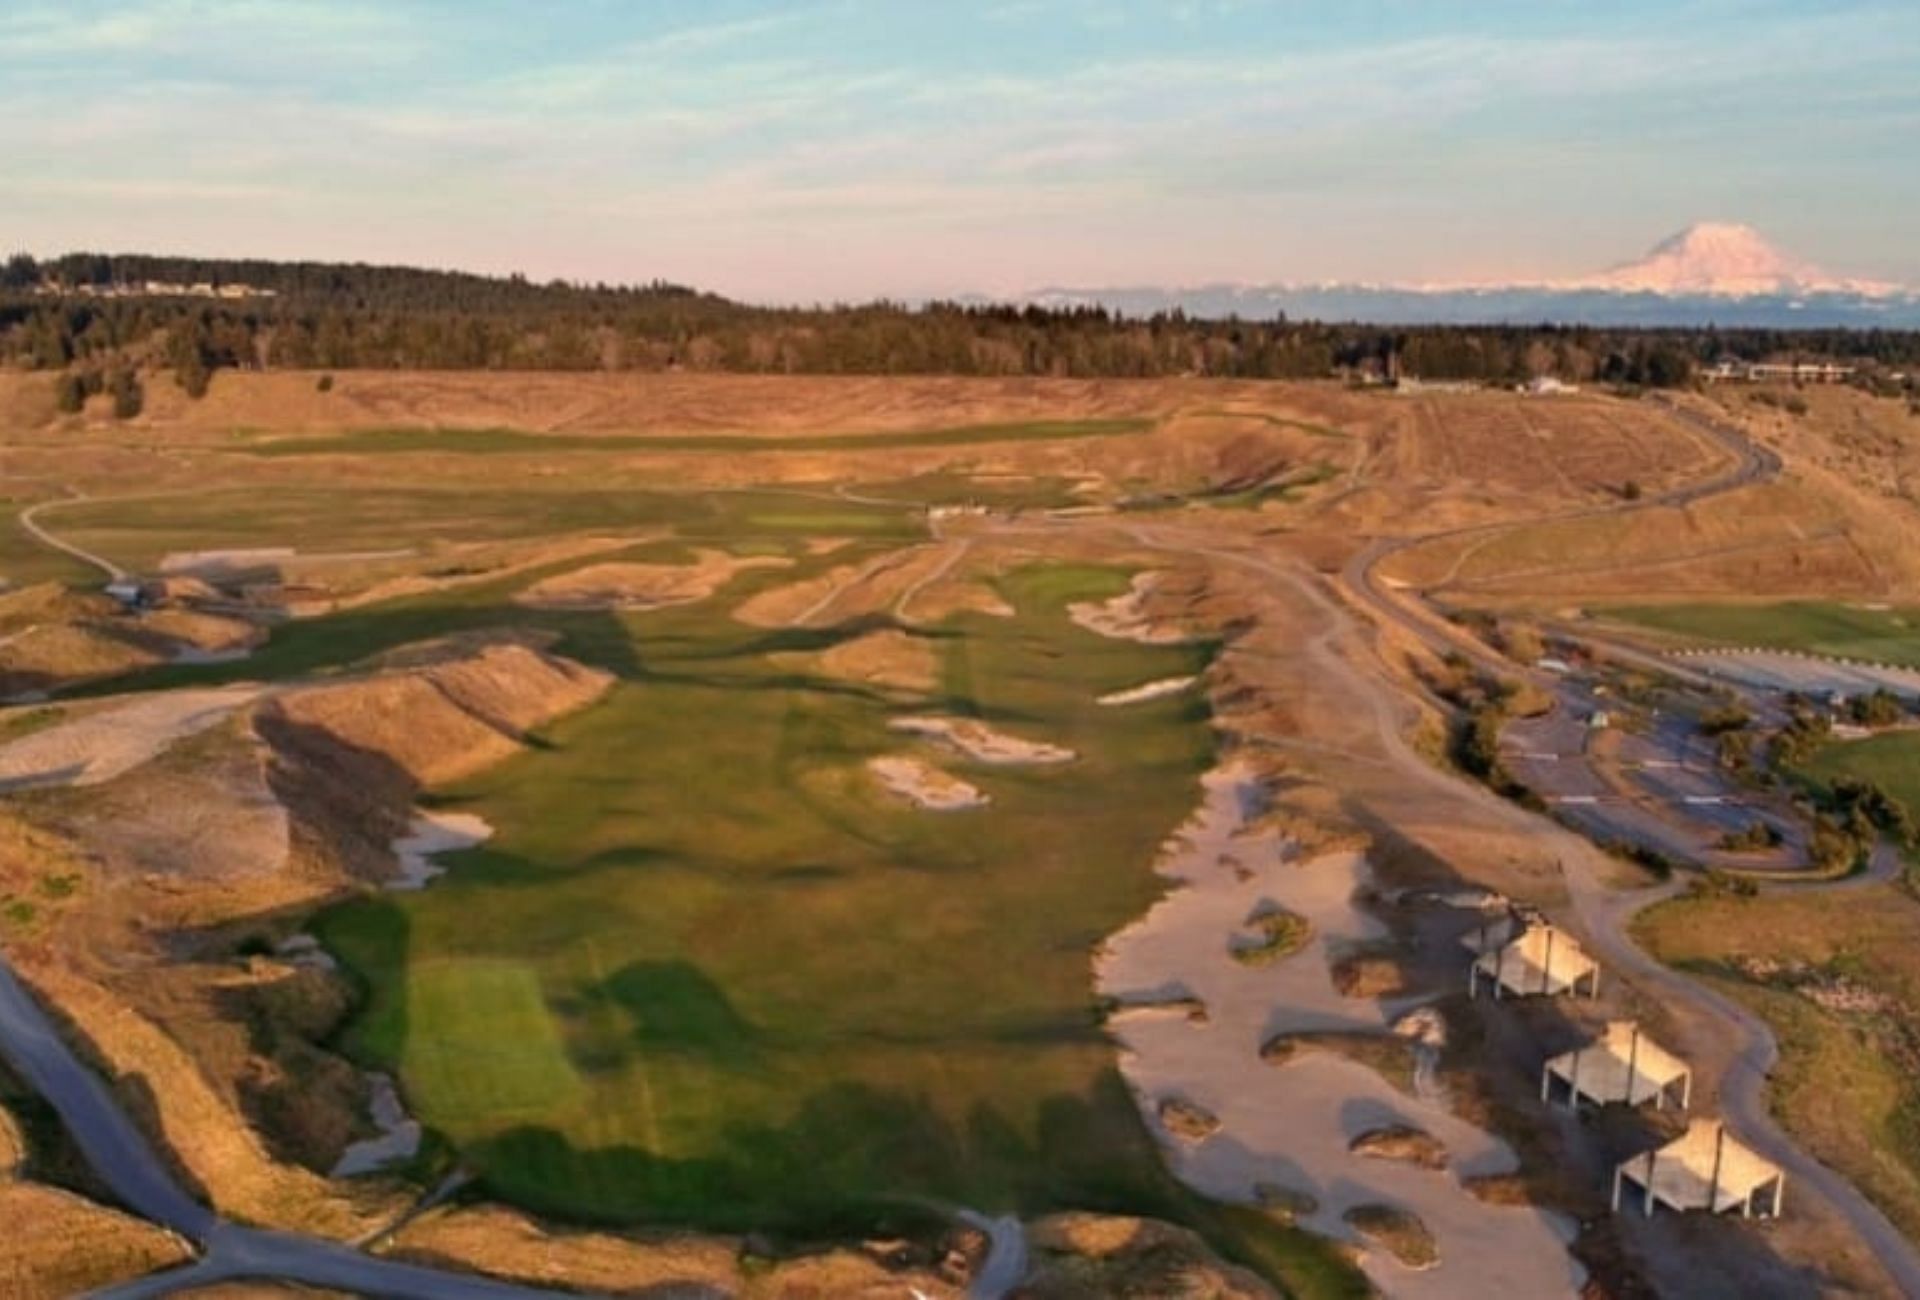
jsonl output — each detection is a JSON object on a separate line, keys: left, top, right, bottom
{"left": 1318, "top": 403, "right": 1920, "bottom": 1293}
{"left": 19, "top": 492, "right": 127, "bottom": 583}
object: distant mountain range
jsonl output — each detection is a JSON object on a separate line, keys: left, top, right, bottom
{"left": 1019, "top": 224, "right": 1920, "bottom": 328}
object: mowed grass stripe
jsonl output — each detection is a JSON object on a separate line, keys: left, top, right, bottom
{"left": 1602, "top": 600, "right": 1920, "bottom": 668}
{"left": 237, "top": 418, "right": 1153, "bottom": 457}
{"left": 405, "top": 960, "right": 583, "bottom": 1125}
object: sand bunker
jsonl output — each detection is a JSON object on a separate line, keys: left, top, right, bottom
{"left": 888, "top": 715, "right": 1076, "bottom": 765}
{"left": 331, "top": 1072, "right": 422, "bottom": 1177}
{"left": 1097, "top": 765, "right": 1581, "bottom": 1298}
{"left": 868, "top": 755, "right": 987, "bottom": 810}
{"left": 0, "top": 684, "right": 264, "bottom": 791}
{"left": 516, "top": 548, "right": 791, "bottom": 611}
{"left": 389, "top": 809, "right": 494, "bottom": 890}
{"left": 1098, "top": 676, "right": 1198, "bottom": 706}
{"left": 1069, "top": 572, "right": 1194, "bottom": 645}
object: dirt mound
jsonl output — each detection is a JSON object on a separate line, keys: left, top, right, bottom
{"left": 0, "top": 1179, "right": 191, "bottom": 1298}
{"left": 789, "top": 628, "right": 941, "bottom": 696}
{"left": 262, "top": 637, "right": 611, "bottom": 786}
{"left": 14, "top": 959, "right": 391, "bottom": 1237}
{"left": 1069, "top": 572, "right": 1202, "bottom": 645}
{"left": 1022, "top": 1213, "right": 1277, "bottom": 1299}
{"left": 382, "top": 1201, "right": 968, "bottom": 1298}
{"left": 734, "top": 545, "right": 958, "bottom": 628}
{"left": 516, "top": 548, "right": 790, "bottom": 611}
{"left": 29, "top": 713, "right": 292, "bottom": 886}
{"left": 0, "top": 684, "right": 264, "bottom": 791}
{"left": 1342, "top": 1203, "right": 1438, "bottom": 1270}
{"left": 0, "top": 584, "right": 262, "bottom": 697}
{"left": 1349, "top": 1124, "right": 1449, "bottom": 1170}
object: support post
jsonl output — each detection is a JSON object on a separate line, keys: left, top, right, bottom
{"left": 1541, "top": 926, "right": 1556, "bottom": 995}
{"left": 1644, "top": 1149, "right": 1658, "bottom": 1217}
{"left": 1626, "top": 1024, "right": 1642, "bottom": 1107}
{"left": 1611, "top": 1165, "right": 1624, "bottom": 1213}
{"left": 1708, "top": 1123, "right": 1727, "bottom": 1215}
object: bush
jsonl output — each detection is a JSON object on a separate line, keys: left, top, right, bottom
{"left": 108, "top": 370, "right": 143, "bottom": 420}
{"left": 1718, "top": 822, "right": 1783, "bottom": 852}
{"left": 317, "top": 372, "right": 335, "bottom": 393}
{"left": 1848, "top": 689, "right": 1906, "bottom": 729}
{"left": 51, "top": 372, "right": 84, "bottom": 414}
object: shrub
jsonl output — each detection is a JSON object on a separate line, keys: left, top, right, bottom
{"left": 52, "top": 372, "right": 84, "bottom": 413}
{"left": 317, "top": 372, "right": 335, "bottom": 393}
{"left": 108, "top": 370, "right": 143, "bottom": 420}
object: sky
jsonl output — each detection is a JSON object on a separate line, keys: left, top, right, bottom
{"left": 2, "top": 0, "right": 1916, "bottom": 302}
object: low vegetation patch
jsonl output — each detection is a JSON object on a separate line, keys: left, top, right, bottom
{"left": 1342, "top": 1203, "right": 1438, "bottom": 1270}
{"left": 1635, "top": 886, "right": 1920, "bottom": 1240}
{"left": 1228, "top": 904, "right": 1310, "bottom": 967}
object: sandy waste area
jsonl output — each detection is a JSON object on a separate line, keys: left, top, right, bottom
{"left": 1097, "top": 765, "right": 1583, "bottom": 1297}
{"left": 388, "top": 809, "right": 495, "bottom": 890}
{"left": 0, "top": 684, "right": 265, "bottom": 791}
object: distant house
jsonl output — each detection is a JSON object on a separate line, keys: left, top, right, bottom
{"left": 1523, "top": 376, "right": 1580, "bottom": 396}
{"left": 1703, "top": 359, "right": 1856, "bottom": 384}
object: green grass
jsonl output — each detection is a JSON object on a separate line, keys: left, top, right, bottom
{"left": 237, "top": 419, "right": 1152, "bottom": 458}
{"left": 1804, "top": 731, "right": 1920, "bottom": 825}
{"left": 1601, "top": 601, "right": 1920, "bottom": 668}
{"left": 46, "top": 486, "right": 921, "bottom": 574}
{"left": 42, "top": 470, "right": 1354, "bottom": 1286}
{"left": 317, "top": 560, "right": 1229, "bottom": 1236}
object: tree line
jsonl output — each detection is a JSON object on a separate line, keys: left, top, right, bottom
{"left": 5, "top": 252, "right": 1919, "bottom": 403}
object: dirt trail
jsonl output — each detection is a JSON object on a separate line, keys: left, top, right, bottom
{"left": 18, "top": 492, "right": 126, "bottom": 583}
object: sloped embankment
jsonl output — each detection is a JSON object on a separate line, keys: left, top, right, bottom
{"left": 0, "top": 633, "right": 614, "bottom": 1245}
{"left": 256, "top": 634, "right": 612, "bottom": 884}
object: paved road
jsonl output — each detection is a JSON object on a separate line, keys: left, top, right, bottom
{"left": 0, "top": 958, "right": 588, "bottom": 1299}
{"left": 1329, "top": 404, "right": 1920, "bottom": 1294}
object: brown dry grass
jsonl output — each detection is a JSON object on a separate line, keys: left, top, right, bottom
{"left": 383, "top": 1201, "right": 971, "bottom": 1298}
{"left": 0, "top": 1180, "right": 190, "bottom": 1298}
{"left": 1021, "top": 1212, "right": 1276, "bottom": 1299}
{"left": 788, "top": 628, "right": 941, "bottom": 696}
{"left": 264, "top": 638, "right": 611, "bottom": 785}
{"left": 517, "top": 549, "right": 790, "bottom": 611}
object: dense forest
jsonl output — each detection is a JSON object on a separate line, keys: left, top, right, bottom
{"left": 5, "top": 252, "right": 1919, "bottom": 408}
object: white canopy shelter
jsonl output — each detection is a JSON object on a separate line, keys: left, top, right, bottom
{"left": 1613, "top": 1119, "right": 1785, "bottom": 1218}
{"left": 1463, "top": 917, "right": 1601, "bottom": 1000}
{"left": 1542, "top": 1020, "right": 1691, "bottom": 1111}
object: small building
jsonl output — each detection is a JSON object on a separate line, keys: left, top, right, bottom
{"left": 1524, "top": 376, "right": 1580, "bottom": 396}
{"left": 1542, "top": 1020, "right": 1691, "bottom": 1111}
{"left": 1463, "top": 916, "right": 1601, "bottom": 1000}
{"left": 1613, "top": 1118, "right": 1785, "bottom": 1218}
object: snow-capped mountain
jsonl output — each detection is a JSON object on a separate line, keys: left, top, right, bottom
{"left": 1017, "top": 224, "right": 1919, "bottom": 327}
{"left": 1566, "top": 222, "right": 1896, "bottom": 298}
